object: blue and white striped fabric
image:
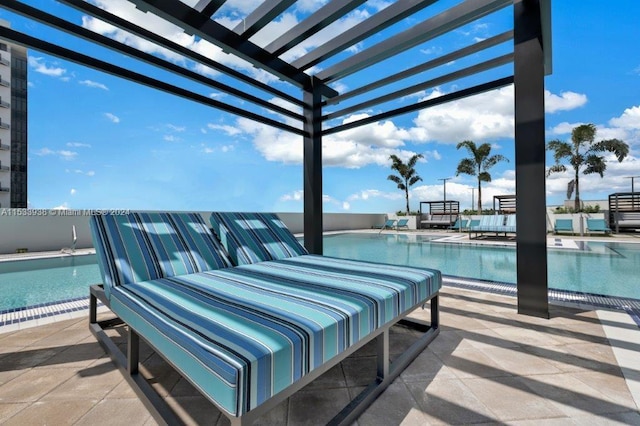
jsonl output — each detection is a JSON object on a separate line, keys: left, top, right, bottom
{"left": 90, "top": 212, "right": 231, "bottom": 299}
{"left": 108, "top": 255, "right": 440, "bottom": 416}
{"left": 210, "top": 212, "right": 308, "bottom": 265}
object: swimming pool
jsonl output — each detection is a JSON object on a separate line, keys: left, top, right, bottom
{"left": 0, "top": 255, "right": 101, "bottom": 312}
{"left": 1, "top": 233, "right": 638, "bottom": 312}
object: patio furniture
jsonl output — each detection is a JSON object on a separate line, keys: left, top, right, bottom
{"left": 554, "top": 219, "right": 575, "bottom": 235}
{"left": 449, "top": 218, "right": 469, "bottom": 232}
{"left": 396, "top": 218, "right": 409, "bottom": 230}
{"left": 469, "top": 215, "right": 506, "bottom": 239}
{"left": 89, "top": 211, "right": 441, "bottom": 425}
{"left": 373, "top": 218, "right": 396, "bottom": 231}
{"left": 419, "top": 201, "right": 459, "bottom": 229}
{"left": 586, "top": 218, "right": 611, "bottom": 235}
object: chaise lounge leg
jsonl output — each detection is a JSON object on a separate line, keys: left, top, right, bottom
{"left": 376, "top": 330, "right": 390, "bottom": 380}
{"left": 128, "top": 328, "right": 140, "bottom": 375}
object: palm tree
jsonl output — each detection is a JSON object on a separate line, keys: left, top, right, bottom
{"left": 547, "top": 123, "right": 629, "bottom": 211}
{"left": 455, "top": 140, "right": 508, "bottom": 213}
{"left": 387, "top": 154, "right": 423, "bottom": 215}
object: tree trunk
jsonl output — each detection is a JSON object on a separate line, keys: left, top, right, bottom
{"left": 477, "top": 179, "right": 482, "bottom": 213}
{"left": 405, "top": 186, "right": 410, "bottom": 215}
{"left": 574, "top": 171, "right": 580, "bottom": 211}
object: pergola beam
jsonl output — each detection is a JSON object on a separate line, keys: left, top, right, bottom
{"left": 233, "top": 0, "right": 297, "bottom": 39}
{"left": 128, "top": 0, "right": 337, "bottom": 97}
{"left": 60, "top": 0, "right": 304, "bottom": 107}
{"left": 325, "top": 30, "right": 513, "bottom": 106}
{"left": 324, "top": 54, "right": 514, "bottom": 121}
{"left": 323, "top": 76, "right": 514, "bottom": 136}
{"left": 265, "top": 0, "right": 367, "bottom": 57}
{"left": 193, "top": 0, "right": 226, "bottom": 18}
{"left": 0, "top": 26, "right": 305, "bottom": 136}
{"left": 3, "top": 1, "right": 303, "bottom": 122}
{"left": 292, "top": 0, "right": 439, "bottom": 71}
{"left": 316, "top": 0, "right": 511, "bottom": 83}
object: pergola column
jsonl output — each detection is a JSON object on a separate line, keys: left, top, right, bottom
{"left": 303, "top": 77, "right": 323, "bottom": 254}
{"left": 514, "top": 0, "right": 549, "bottom": 318}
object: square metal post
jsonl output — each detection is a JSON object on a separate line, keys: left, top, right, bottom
{"left": 514, "top": 0, "right": 549, "bottom": 318}
{"left": 303, "top": 77, "right": 323, "bottom": 254}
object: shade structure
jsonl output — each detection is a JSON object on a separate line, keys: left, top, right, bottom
{"left": 0, "top": 0, "right": 552, "bottom": 317}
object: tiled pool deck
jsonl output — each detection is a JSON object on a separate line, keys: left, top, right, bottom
{"left": 0, "top": 285, "right": 639, "bottom": 425}
{"left": 1, "top": 232, "right": 639, "bottom": 424}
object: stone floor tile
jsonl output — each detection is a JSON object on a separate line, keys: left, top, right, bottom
{"left": 40, "top": 359, "right": 123, "bottom": 401}
{"left": 354, "top": 380, "right": 429, "bottom": 426}
{"left": 74, "top": 398, "right": 153, "bottom": 426}
{"left": 405, "top": 377, "right": 498, "bottom": 424}
{"left": 163, "top": 396, "right": 222, "bottom": 426}
{"left": 570, "top": 370, "right": 639, "bottom": 411}
{"left": 0, "top": 402, "right": 29, "bottom": 423}
{"left": 288, "top": 387, "right": 351, "bottom": 425}
{"left": 301, "top": 363, "right": 347, "bottom": 391}
{"left": 518, "top": 372, "right": 635, "bottom": 417}
{"left": 0, "top": 368, "right": 76, "bottom": 403}
{"left": 464, "top": 376, "right": 566, "bottom": 421}
{"left": 2, "top": 399, "right": 96, "bottom": 426}
{"left": 522, "top": 343, "right": 622, "bottom": 374}
{"left": 341, "top": 356, "right": 377, "bottom": 387}
{"left": 478, "top": 346, "right": 561, "bottom": 376}
{"left": 400, "top": 347, "right": 457, "bottom": 383}
{"left": 434, "top": 347, "right": 510, "bottom": 379}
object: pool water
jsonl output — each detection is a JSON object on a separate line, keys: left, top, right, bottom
{"left": 0, "top": 255, "right": 101, "bottom": 312}
{"left": 323, "top": 233, "right": 640, "bottom": 300}
{"left": 1, "top": 234, "right": 639, "bottom": 311}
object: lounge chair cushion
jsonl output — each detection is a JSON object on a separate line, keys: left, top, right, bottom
{"left": 109, "top": 254, "right": 440, "bottom": 416}
{"left": 210, "top": 212, "right": 308, "bottom": 265}
{"left": 90, "top": 212, "right": 231, "bottom": 298}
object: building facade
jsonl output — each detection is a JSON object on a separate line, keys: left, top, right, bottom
{"left": 0, "top": 19, "right": 27, "bottom": 208}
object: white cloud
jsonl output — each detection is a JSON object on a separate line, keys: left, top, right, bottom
{"left": 79, "top": 80, "right": 109, "bottom": 90}
{"left": 411, "top": 86, "right": 588, "bottom": 144}
{"left": 86, "top": 171, "right": 96, "bottom": 176}
{"left": 27, "top": 56, "right": 66, "bottom": 77}
{"left": 35, "top": 148, "right": 77, "bottom": 160}
{"left": 167, "top": 124, "right": 186, "bottom": 132}
{"left": 70, "top": 188, "right": 77, "bottom": 196}
{"left": 609, "top": 106, "right": 640, "bottom": 130}
{"left": 280, "top": 190, "right": 304, "bottom": 201}
{"left": 52, "top": 202, "right": 70, "bottom": 210}
{"left": 545, "top": 90, "right": 587, "bottom": 113}
{"left": 28, "top": 81, "right": 35, "bottom": 88}
{"left": 221, "top": 145, "right": 234, "bottom": 152}
{"left": 164, "top": 135, "right": 180, "bottom": 142}
{"left": 347, "top": 189, "right": 402, "bottom": 202}
{"left": 208, "top": 123, "right": 242, "bottom": 136}
{"left": 66, "top": 169, "right": 95, "bottom": 176}
{"left": 104, "top": 113, "right": 120, "bottom": 123}
{"left": 66, "top": 142, "right": 91, "bottom": 148}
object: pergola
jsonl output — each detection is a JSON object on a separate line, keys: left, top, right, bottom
{"left": 0, "top": 0, "right": 552, "bottom": 317}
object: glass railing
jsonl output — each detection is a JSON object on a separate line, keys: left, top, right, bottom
{"left": 0, "top": 57, "right": 9, "bottom": 66}
{"left": 0, "top": 100, "right": 9, "bottom": 108}
{"left": 0, "top": 78, "right": 9, "bottom": 87}
{"left": 0, "top": 162, "right": 9, "bottom": 171}
{"left": 0, "top": 143, "right": 9, "bottom": 150}
{"left": 0, "top": 122, "right": 9, "bottom": 130}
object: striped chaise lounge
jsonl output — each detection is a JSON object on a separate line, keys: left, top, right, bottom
{"left": 89, "top": 212, "right": 441, "bottom": 425}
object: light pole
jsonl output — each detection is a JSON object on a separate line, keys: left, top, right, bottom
{"left": 626, "top": 176, "right": 640, "bottom": 209}
{"left": 438, "top": 177, "right": 451, "bottom": 202}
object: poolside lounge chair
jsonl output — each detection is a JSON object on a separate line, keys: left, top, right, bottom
{"left": 449, "top": 218, "right": 469, "bottom": 232}
{"left": 89, "top": 212, "right": 441, "bottom": 425}
{"left": 586, "top": 218, "right": 611, "bottom": 235}
{"left": 396, "top": 218, "right": 409, "bottom": 230}
{"left": 554, "top": 219, "right": 574, "bottom": 235}
{"left": 504, "top": 214, "right": 516, "bottom": 235}
{"left": 373, "top": 218, "right": 396, "bottom": 230}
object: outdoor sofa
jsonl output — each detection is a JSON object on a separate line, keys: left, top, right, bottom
{"left": 420, "top": 213, "right": 458, "bottom": 229}
{"left": 469, "top": 214, "right": 516, "bottom": 239}
{"left": 89, "top": 211, "right": 441, "bottom": 425}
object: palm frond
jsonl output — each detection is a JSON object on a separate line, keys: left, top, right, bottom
{"left": 583, "top": 154, "right": 606, "bottom": 177}
{"left": 456, "top": 158, "right": 475, "bottom": 176}
{"left": 591, "top": 139, "right": 629, "bottom": 162}
{"left": 478, "top": 171, "right": 491, "bottom": 182}
{"left": 546, "top": 164, "right": 566, "bottom": 177}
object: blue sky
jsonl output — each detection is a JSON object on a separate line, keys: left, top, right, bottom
{"left": 3, "top": 0, "right": 640, "bottom": 212}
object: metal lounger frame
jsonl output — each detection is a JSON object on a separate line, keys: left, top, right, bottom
{"left": 89, "top": 283, "right": 440, "bottom": 426}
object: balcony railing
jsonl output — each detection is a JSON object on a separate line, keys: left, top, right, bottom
{"left": 0, "top": 99, "right": 9, "bottom": 108}
{"left": 0, "top": 186, "right": 9, "bottom": 192}
{"left": 0, "top": 143, "right": 9, "bottom": 150}
{"left": 0, "top": 162, "right": 9, "bottom": 171}
{"left": 0, "top": 78, "right": 9, "bottom": 87}
{"left": 0, "top": 56, "right": 9, "bottom": 66}
{"left": 0, "top": 122, "right": 9, "bottom": 130}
